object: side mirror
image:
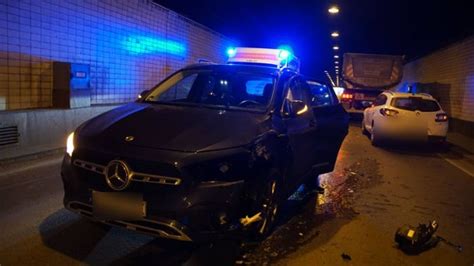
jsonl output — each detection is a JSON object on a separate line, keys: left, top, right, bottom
{"left": 138, "top": 89, "right": 150, "bottom": 100}
{"left": 283, "top": 99, "right": 308, "bottom": 117}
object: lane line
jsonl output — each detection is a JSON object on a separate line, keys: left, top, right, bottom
{"left": 437, "top": 154, "right": 474, "bottom": 177}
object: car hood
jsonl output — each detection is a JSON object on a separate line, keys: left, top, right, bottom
{"left": 77, "top": 103, "right": 269, "bottom": 153}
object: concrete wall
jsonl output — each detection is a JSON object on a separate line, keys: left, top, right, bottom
{"left": 397, "top": 36, "right": 474, "bottom": 137}
{"left": 0, "top": 0, "right": 231, "bottom": 110}
{"left": 0, "top": 105, "right": 117, "bottom": 160}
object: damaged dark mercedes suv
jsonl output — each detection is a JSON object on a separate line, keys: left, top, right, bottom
{"left": 61, "top": 48, "right": 348, "bottom": 242}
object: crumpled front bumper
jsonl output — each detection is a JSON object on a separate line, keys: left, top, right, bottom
{"left": 61, "top": 155, "right": 247, "bottom": 242}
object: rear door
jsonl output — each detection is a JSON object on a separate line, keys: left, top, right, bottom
{"left": 306, "top": 80, "right": 349, "bottom": 173}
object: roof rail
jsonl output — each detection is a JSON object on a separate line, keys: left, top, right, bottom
{"left": 417, "top": 93, "right": 433, "bottom": 98}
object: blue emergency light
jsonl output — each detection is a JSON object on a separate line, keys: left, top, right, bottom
{"left": 226, "top": 47, "right": 237, "bottom": 57}
{"left": 278, "top": 49, "right": 291, "bottom": 61}
{"left": 226, "top": 47, "right": 300, "bottom": 73}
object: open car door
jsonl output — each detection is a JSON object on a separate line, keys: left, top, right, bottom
{"left": 305, "top": 80, "right": 349, "bottom": 173}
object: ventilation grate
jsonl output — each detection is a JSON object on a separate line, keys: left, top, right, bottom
{"left": 0, "top": 125, "right": 19, "bottom": 146}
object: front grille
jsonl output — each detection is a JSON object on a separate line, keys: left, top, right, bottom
{"left": 75, "top": 149, "right": 181, "bottom": 178}
{"left": 0, "top": 125, "right": 19, "bottom": 146}
{"left": 73, "top": 159, "right": 182, "bottom": 186}
{"left": 73, "top": 160, "right": 105, "bottom": 175}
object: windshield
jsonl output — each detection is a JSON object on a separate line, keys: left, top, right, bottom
{"left": 391, "top": 97, "right": 441, "bottom": 112}
{"left": 145, "top": 69, "right": 275, "bottom": 111}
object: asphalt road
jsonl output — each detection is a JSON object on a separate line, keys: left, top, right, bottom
{"left": 0, "top": 123, "right": 473, "bottom": 265}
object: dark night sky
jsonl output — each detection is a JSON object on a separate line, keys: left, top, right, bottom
{"left": 154, "top": 0, "right": 473, "bottom": 80}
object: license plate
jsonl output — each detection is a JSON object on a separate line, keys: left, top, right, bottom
{"left": 92, "top": 191, "right": 146, "bottom": 220}
{"left": 354, "top": 93, "right": 365, "bottom": 100}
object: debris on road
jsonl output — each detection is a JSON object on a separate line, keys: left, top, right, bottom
{"left": 395, "top": 220, "right": 439, "bottom": 254}
{"left": 341, "top": 253, "right": 352, "bottom": 261}
{"left": 438, "top": 236, "right": 463, "bottom": 253}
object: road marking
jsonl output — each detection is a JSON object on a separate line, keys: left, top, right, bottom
{"left": 438, "top": 154, "right": 474, "bottom": 177}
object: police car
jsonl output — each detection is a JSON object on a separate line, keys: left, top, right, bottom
{"left": 62, "top": 47, "right": 349, "bottom": 241}
{"left": 362, "top": 91, "right": 449, "bottom": 146}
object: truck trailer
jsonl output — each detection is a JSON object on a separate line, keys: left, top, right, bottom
{"left": 341, "top": 53, "right": 404, "bottom": 114}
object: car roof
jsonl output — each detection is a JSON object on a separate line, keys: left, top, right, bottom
{"left": 384, "top": 91, "right": 435, "bottom": 100}
{"left": 182, "top": 63, "right": 285, "bottom": 76}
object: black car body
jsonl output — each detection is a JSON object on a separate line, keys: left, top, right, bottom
{"left": 61, "top": 62, "right": 349, "bottom": 242}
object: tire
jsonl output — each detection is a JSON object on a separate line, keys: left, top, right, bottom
{"left": 370, "top": 125, "right": 383, "bottom": 146}
{"left": 430, "top": 137, "right": 448, "bottom": 151}
{"left": 250, "top": 171, "right": 282, "bottom": 240}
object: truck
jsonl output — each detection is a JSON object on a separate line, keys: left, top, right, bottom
{"left": 340, "top": 53, "right": 404, "bottom": 114}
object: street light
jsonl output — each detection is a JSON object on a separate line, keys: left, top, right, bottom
{"left": 328, "top": 6, "right": 340, "bottom": 14}
{"left": 331, "top": 31, "right": 339, "bottom": 38}
{"left": 334, "top": 55, "right": 339, "bottom": 59}
{"left": 335, "top": 61, "right": 339, "bottom": 64}
{"left": 333, "top": 46, "right": 339, "bottom": 50}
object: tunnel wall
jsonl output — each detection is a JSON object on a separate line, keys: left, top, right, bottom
{"left": 396, "top": 36, "right": 474, "bottom": 137}
{"left": 0, "top": 0, "right": 231, "bottom": 110}
{"left": 0, "top": 105, "right": 117, "bottom": 160}
{"left": 0, "top": 0, "right": 231, "bottom": 160}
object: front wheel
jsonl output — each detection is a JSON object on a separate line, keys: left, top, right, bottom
{"left": 249, "top": 174, "right": 282, "bottom": 240}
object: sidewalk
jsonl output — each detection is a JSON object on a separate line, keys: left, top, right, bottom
{"left": 447, "top": 132, "right": 474, "bottom": 154}
{"left": 441, "top": 132, "right": 474, "bottom": 177}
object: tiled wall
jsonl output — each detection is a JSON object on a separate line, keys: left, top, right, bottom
{"left": 398, "top": 36, "right": 474, "bottom": 123}
{"left": 0, "top": 0, "right": 231, "bottom": 110}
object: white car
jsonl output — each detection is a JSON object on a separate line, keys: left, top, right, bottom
{"left": 362, "top": 91, "right": 449, "bottom": 146}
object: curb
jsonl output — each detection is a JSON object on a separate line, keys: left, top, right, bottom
{"left": 0, "top": 148, "right": 65, "bottom": 167}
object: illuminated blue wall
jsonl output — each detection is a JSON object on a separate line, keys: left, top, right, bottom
{"left": 0, "top": 0, "right": 231, "bottom": 110}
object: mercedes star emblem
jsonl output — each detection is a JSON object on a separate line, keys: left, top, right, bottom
{"left": 104, "top": 160, "right": 131, "bottom": 191}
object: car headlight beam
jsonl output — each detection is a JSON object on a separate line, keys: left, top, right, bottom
{"left": 66, "top": 132, "right": 75, "bottom": 157}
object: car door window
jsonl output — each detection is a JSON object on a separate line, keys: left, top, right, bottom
{"left": 281, "top": 78, "right": 310, "bottom": 115}
{"left": 374, "top": 94, "right": 387, "bottom": 106}
{"left": 307, "top": 81, "right": 337, "bottom": 107}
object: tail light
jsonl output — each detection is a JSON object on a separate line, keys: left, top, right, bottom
{"left": 435, "top": 113, "right": 448, "bottom": 122}
{"left": 379, "top": 108, "right": 399, "bottom": 116}
{"left": 341, "top": 93, "right": 353, "bottom": 101}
